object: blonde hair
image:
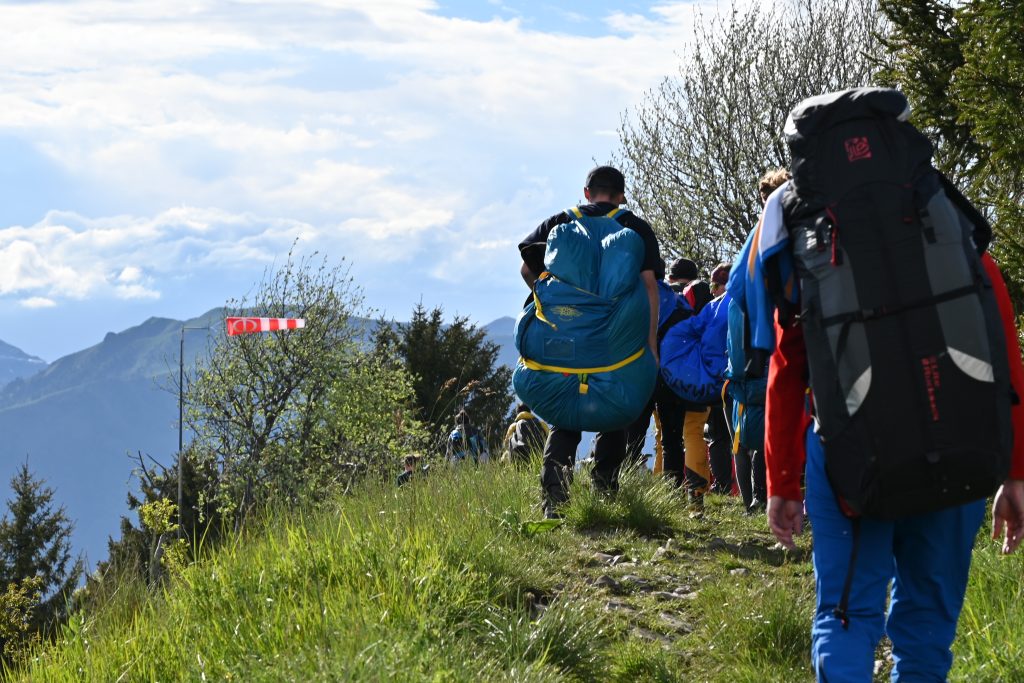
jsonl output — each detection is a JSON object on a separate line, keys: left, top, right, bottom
{"left": 759, "top": 168, "right": 791, "bottom": 201}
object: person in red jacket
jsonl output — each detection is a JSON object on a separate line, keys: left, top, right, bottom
{"left": 766, "top": 253, "right": 1024, "bottom": 681}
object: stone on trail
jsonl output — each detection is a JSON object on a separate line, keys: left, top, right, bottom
{"left": 592, "top": 574, "right": 620, "bottom": 589}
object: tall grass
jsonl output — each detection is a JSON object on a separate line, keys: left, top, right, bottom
{"left": 563, "top": 463, "right": 682, "bottom": 537}
{"left": 953, "top": 536, "right": 1024, "bottom": 682}
{"left": 12, "top": 464, "right": 608, "bottom": 682}
{"left": 9, "top": 460, "right": 1023, "bottom": 682}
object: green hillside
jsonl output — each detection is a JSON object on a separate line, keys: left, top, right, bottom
{"left": 8, "top": 463, "right": 1024, "bottom": 682}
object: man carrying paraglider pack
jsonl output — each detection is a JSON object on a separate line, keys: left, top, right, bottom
{"left": 514, "top": 165, "right": 660, "bottom": 518}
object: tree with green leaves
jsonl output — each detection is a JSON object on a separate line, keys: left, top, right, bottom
{"left": 879, "top": 0, "right": 1024, "bottom": 307}
{"left": 183, "top": 249, "right": 424, "bottom": 523}
{"left": 374, "top": 304, "right": 513, "bottom": 451}
{"left": 617, "top": 0, "right": 886, "bottom": 268}
{"left": 0, "top": 464, "right": 83, "bottom": 650}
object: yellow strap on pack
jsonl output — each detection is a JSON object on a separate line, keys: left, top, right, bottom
{"left": 532, "top": 272, "right": 556, "bottom": 330}
{"left": 519, "top": 347, "right": 645, "bottom": 375}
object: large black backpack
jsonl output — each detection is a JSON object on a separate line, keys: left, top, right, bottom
{"left": 781, "top": 87, "right": 1013, "bottom": 519}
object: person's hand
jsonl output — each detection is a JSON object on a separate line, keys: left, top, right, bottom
{"left": 767, "top": 496, "right": 804, "bottom": 550}
{"left": 992, "top": 479, "right": 1024, "bottom": 554}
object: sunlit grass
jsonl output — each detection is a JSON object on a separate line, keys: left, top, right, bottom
{"left": 7, "top": 461, "right": 1021, "bottom": 682}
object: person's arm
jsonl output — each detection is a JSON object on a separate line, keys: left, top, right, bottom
{"left": 765, "top": 308, "right": 811, "bottom": 549}
{"left": 641, "top": 270, "right": 659, "bottom": 363}
{"left": 982, "top": 254, "right": 1024, "bottom": 554}
{"left": 521, "top": 261, "right": 538, "bottom": 288}
{"left": 519, "top": 213, "right": 565, "bottom": 289}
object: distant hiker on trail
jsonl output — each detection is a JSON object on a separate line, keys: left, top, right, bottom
{"left": 625, "top": 256, "right": 695, "bottom": 477}
{"left": 658, "top": 262, "right": 732, "bottom": 513}
{"left": 724, "top": 168, "right": 790, "bottom": 514}
{"left": 503, "top": 402, "right": 549, "bottom": 464}
{"left": 668, "top": 257, "right": 712, "bottom": 314}
{"left": 515, "top": 165, "right": 661, "bottom": 519}
{"left": 704, "top": 263, "right": 735, "bottom": 495}
{"left": 447, "top": 410, "right": 488, "bottom": 464}
{"left": 396, "top": 454, "right": 422, "bottom": 487}
{"left": 749, "top": 88, "right": 1024, "bottom": 682}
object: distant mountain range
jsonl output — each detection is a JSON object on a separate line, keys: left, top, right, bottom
{"left": 0, "top": 339, "right": 47, "bottom": 386}
{"left": 0, "top": 311, "right": 519, "bottom": 567}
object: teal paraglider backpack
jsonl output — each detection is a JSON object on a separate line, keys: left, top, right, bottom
{"left": 512, "top": 207, "right": 657, "bottom": 432}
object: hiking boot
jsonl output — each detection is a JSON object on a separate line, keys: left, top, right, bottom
{"left": 688, "top": 493, "right": 705, "bottom": 519}
{"left": 543, "top": 506, "right": 564, "bottom": 521}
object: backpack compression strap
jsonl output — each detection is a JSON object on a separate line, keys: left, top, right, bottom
{"left": 520, "top": 348, "right": 647, "bottom": 394}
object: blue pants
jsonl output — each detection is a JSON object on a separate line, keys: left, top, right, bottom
{"left": 804, "top": 430, "right": 985, "bottom": 682}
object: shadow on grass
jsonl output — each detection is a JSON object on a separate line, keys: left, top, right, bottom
{"left": 706, "top": 536, "right": 812, "bottom": 566}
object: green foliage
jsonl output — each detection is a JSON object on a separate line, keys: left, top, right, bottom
{"left": 0, "top": 576, "right": 42, "bottom": 669}
{"left": 83, "top": 448, "right": 221, "bottom": 606}
{"left": 375, "top": 303, "right": 513, "bottom": 450}
{"left": 879, "top": 0, "right": 1024, "bottom": 305}
{"left": 618, "top": 0, "right": 886, "bottom": 266}
{"left": 137, "top": 499, "right": 188, "bottom": 581}
{"left": 0, "top": 464, "right": 82, "bottom": 640}
{"left": 183, "top": 248, "right": 424, "bottom": 522}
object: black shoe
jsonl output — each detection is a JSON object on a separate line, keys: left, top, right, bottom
{"left": 747, "top": 498, "right": 766, "bottom": 515}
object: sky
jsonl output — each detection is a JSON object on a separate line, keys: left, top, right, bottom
{"left": 0, "top": 0, "right": 729, "bottom": 362}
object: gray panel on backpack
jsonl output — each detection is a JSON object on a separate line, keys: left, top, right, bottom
{"left": 781, "top": 87, "right": 1013, "bottom": 519}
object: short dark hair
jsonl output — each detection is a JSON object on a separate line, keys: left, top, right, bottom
{"left": 585, "top": 165, "right": 625, "bottom": 195}
{"left": 516, "top": 402, "right": 530, "bottom": 413}
{"left": 455, "top": 409, "right": 469, "bottom": 425}
{"left": 669, "top": 258, "right": 699, "bottom": 282}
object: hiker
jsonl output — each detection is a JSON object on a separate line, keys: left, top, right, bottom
{"left": 724, "top": 169, "right": 790, "bottom": 514}
{"left": 624, "top": 257, "right": 675, "bottom": 472}
{"left": 752, "top": 88, "right": 1024, "bottom": 682}
{"left": 704, "top": 263, "right": 735, "bottom": 495}
{"left": 517, "top": 165, "right": 661, "bottom": 518}
{"left": 659, "top": 263, "right": 732, "bottom": 511}
{"left": 503, "top": 402, "right": 549, "bottom": 464}
{"left": 669, "top": 257, "right": 712, "bottom": 314}
{"left": 447, "top": 410, "right": 489, "bottom": 464}
{"left": 396, "top": 454, "right": 422, "bottom": 487}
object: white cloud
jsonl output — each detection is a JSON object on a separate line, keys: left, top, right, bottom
{"left": 117, "top": 266, "right": 143, "bottom": 283}
{"left": 20, "top": 297, "right": 57, "bottom": 309}
{"left": 0, "top": 0, "right": 741, "bottom": 314}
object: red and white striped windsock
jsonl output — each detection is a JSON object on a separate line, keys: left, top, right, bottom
{"left": 225, "top": 317, "right": 306, "bottom": 336}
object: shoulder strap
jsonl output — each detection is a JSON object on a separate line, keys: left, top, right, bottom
{"left": 568, "top": 206, "right": 583, "bottom": 219}
{"left": 606, "top": 207, "right": 623, "bottom": 219}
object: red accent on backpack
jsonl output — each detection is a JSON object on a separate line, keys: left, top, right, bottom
{"left": 844, "top": 137, "right": 872, "bottom": 162}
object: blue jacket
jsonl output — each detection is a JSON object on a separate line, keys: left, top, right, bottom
{"left": 660, "top": 292, "right": 731, "bottom": 404}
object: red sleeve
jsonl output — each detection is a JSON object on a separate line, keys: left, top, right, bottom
{"left": 764, "top": 310, "right": 812, "bottom": 500}
{"left": 982, "top": 254, "right": 1024, "bottom": 479}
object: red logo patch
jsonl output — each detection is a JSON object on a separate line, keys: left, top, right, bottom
{"left": 845, "top": 137, "right": 872, "bottom": 162}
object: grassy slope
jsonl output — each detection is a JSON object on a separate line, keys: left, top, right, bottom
{"left": 10, "top": 463, "right": 1024, "bottom": 682}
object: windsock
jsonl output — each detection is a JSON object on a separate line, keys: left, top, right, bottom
{"left": 225, "top": 317, "right": 306, "bottom": 336}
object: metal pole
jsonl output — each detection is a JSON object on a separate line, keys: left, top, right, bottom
{"left": 178, "top": 327, "right": 185, "bottom": 539}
